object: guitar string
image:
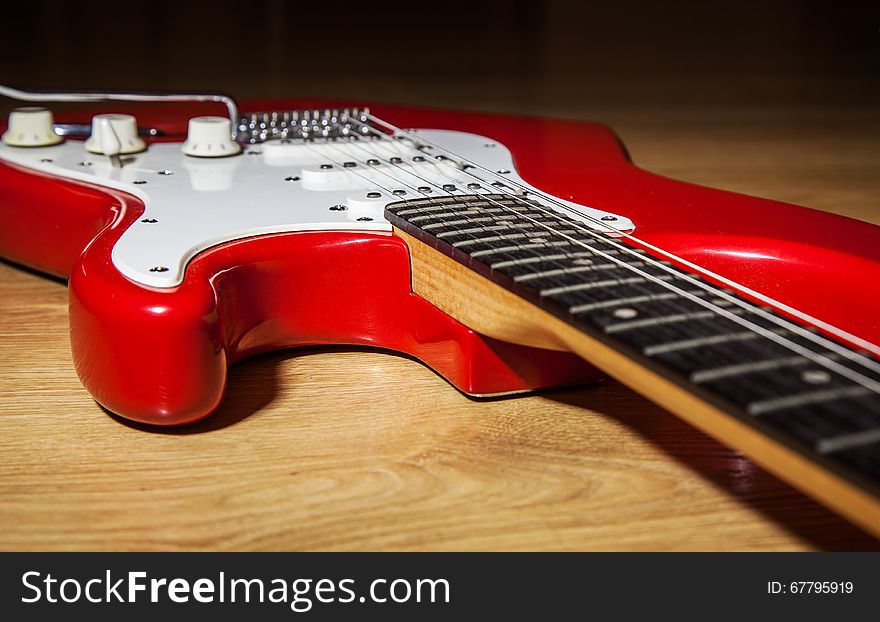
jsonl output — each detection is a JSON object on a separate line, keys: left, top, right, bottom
{"left": 349, "top": 116, "right": 880, "bottom": 379}
{"left": 361, "top": 114, "right": 880, "bottom": 361}
{"left": 305, "top": 123, "right": 880, "bottom": 395}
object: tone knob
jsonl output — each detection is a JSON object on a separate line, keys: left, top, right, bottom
{"left": 181, "top": 116, "right": 241, "bottom": 158}
{"left": 2, "top": 107, "right": 63, "bottom": 147}
{"left": 85, "top": 114, "right": 146, "bottom": 155}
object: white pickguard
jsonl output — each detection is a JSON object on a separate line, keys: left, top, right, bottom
{"left": 0, "top": 130, "right": 634, "bottom": 288}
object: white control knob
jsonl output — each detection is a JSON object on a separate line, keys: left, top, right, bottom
{"left": 181, "top": 116, "right": 240, "bottom": 158}
{"left": 2, "top": 107, "right": 63, "bottom": 147}
{"left": 85, "top": 114, "right": 146, "bottom": 155}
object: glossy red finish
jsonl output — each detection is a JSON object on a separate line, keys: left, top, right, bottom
{"left": 2, "top": 99, "right": 879, "bottom": 425}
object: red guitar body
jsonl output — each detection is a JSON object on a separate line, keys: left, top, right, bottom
{"left": 1, "top": 99, "right": 878, "bottom": 425}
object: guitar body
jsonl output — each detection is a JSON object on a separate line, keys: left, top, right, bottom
{"left": 1, "top": 98, "right": 878, "bottom": 430}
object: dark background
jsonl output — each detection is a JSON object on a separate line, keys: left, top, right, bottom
{"left": 3, "top": 0, "right": 879, "bottom": 114}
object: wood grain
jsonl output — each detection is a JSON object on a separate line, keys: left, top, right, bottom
{"left": 1, "top": 106, "right": 878, "bottom": 551}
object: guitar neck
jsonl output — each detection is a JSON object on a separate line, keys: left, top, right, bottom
{"left": 385, "top": 193, "right": 880, "bottom": 537}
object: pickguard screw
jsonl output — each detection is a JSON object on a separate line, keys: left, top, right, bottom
{"left": 467, "top": 183, "right": 481, "bottom": 189}
{"left": 329, "top": 204, "right": 347, "bottom": 211}
{"left": 141, "top": 218, "right": 158, "bottom": 223}
{"left": 79, "top": 161, "right": 92, "bottom": 167}
{"left": 247, "top": 150, "right": 261, "bottom": 155}
{"left": 418, "top": 186, "right": 432, "bottom": 193}
{"left": 442, "top": 184, "right": 456, "bottom": 191}
{"left": 393, "top": 189, "right": 407, "bottom": 196}
{"left": 284, "top": 176, "right": 300, "bottom": 182}
{"left": 367, "top": 159, "right": 380, "bottom": 165}
{"left": 357, "top": 217, "right": 374, "bottom": 221}
{"left": 157, "top": 169, "right": 173, "bottom": 176}
{"left": 149, "top": 266, "right": 169, "bottom": 272}
{"left": 40, "top": 158, "right": 53, "bottom": 163}
{"left": 413, "top": 156, "right": 426, "bottom": 162}
{"left": 484, "top": 143, "right": 497, "bottom": 148}
{"left": 366, "top": 191, "right": 382, "bottom": 199}
{"left": 497, "top": 168, "right": 510, "bottom": 174}
{"left": 601, "top": 215, "right": 618, "bottom": 221}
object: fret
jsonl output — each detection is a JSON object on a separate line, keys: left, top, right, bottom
{"left": 451, "top": 230, "right": 550, "bottom": 248}
{"left": 691, "top": 354, "right": 837, "bottom": 384}
{"left": 421, "top": 216, "right": 498, "bottom": 230}
{"left": 541, "top": 275, "right": 675, "bottom": 298}
{"left": 490, "top": 252, "right": 592, "bottom": 269}
{"left": 568, "top": 291, "right": 709, "bottom": 314}
{"left": 817, "top": 429, "right": 880, "bottom": 454}
{"left": 472, "top": 241, "right": 621, "bottom": 259}
{"left": 436, "top": 224, "right": 516, "bottom": 239}
{"left": 747, "top": 385, "right": 874, "bottom": 416}
{"left": 384, "top": 194, "right": 880, "bottom": 499}
{"left": 411, "top": 207, "right": 551, "bottom": 224}
{"left": 643, "top": 330, "right": 763, "bottom": 356}
{"left": 514, "top": 263, "right": 616, "bottom": 282}
{"left": 603, "top": 309, "right": 744, "bottom": 335}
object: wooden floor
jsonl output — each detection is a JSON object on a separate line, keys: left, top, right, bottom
{"left": 1, "top": 103, "right": 879, "bottom": 551}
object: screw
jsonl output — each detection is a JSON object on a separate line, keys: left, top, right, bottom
{"left": 367, "top": 159, "right": 380, "bottom": 165}
{"left": 393, "top": 189, "right": 407, "bottom": 196}
{"left": 284, "top": 176, "right": 300, "bottom": 182}
{"left": 497, "top": 168, "right": 510, "bottom": 174}
{"left": 149, "top": 266, "right": 169, "bottom": 273}
{"left": 247, "top": 149, "right": 261, "bottom": 155}
{"left": 413, "top": 156, "right": 426, "bottom": 162}
{"left": 357, "top": 217, "right": 374, "bottom": 221}
{"left": 329, "top": 204, "right": 347, "bottom": 211}
{"left": 418, "top": 186, "right": 432, "bottom": 193}
{"left": 40, "top": 158, "right": 53, "bottom": 163}
{"left": 157, "top": 169, "right": 173, "bottom": 176}
{"left": 442, "top": 184, "right": 456, "bottom": 191}
{"left": 467, "top": 183, "right": 481, "bottom": 189}
{"left": 320, "top": 164, "right": 333, "bottom": 169}
{"left": 390, "top": 157, "right": 402, "bottom": 164}
{"left": 141, "top": 218, "right": 158, "bottom": 223}
{"left": 366, "top": 192, "right": 382, "bottom": 199}
{"left": 343, "top": 161, "right": 357, "bottom": 168}
{"left": 133, "top": 180, "right": 147, "bottom": 185}
{"left": 601, "top": 215, "right": 618, "bottom": 222}
{"left": 79, "top": 161, "right": 92, "bottom": 167}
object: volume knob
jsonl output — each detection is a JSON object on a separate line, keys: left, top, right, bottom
{"left": 2, "top": 107, "right": 63, "bottom": 147}
{"left": 182, "top": 116, "right": 241, "bottom": 158}
{"left": 85, "top": 114, "right": 146, "bottom": 155}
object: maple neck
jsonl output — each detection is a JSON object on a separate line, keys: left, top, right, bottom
{"left": 385, "top": 193, "right": 880, "bottom": 535}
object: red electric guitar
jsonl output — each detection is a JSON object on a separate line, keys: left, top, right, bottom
{"left": 1, "top": 86, "right": 879, "bottom": 538}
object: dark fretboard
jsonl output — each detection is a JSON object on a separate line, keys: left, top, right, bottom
{"left": 386, "top": 194, "right": 880, "bottom": 499}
